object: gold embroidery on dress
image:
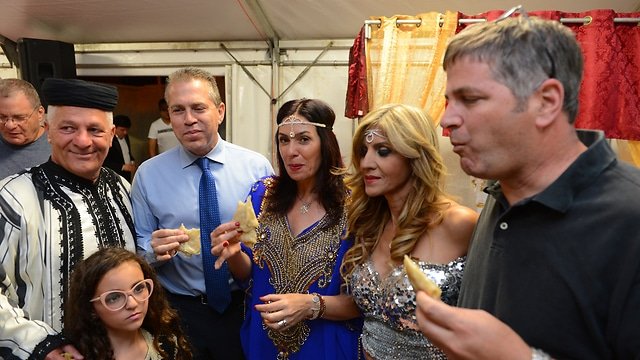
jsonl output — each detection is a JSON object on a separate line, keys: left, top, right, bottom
{"left": 252, "top": 191, "right": 346, "bottom": 359}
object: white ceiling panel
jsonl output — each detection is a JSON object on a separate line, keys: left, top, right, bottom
{"left": 1, "top": 0, "right": 639, "bottom": 44}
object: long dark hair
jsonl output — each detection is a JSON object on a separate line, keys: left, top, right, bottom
{"left": 264, "top": 98, "right": 347, "bottom": 225}
{"left": 64, "top": 248, "right": 192, "bottom": 360}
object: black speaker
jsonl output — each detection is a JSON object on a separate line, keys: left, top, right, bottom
{"left": 17, "top": 38, "right": 77, "bottom": 107}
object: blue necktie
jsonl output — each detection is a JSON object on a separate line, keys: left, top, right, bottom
{"left": 195, "top": 157, "right": 231, "bottom": 313}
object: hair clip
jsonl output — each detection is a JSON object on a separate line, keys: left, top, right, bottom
{"left": 278, "top": 115, "right": 327, "bottom": 138}
{"left": 364, "top": 129, "right": 386, "bottom": 143}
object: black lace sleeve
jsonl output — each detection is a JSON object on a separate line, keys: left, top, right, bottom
{"left": 28, "top": 334, "right": 70, "bottom": 360}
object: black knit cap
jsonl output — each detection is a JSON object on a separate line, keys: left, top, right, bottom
{"left": 41, "top": 78, "right": 118, "bottom": 111}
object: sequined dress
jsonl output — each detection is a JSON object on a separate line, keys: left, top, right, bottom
{"left": 350, "top": 257, "right": 465, "bottom": 359}
{"left": 239, "top": 177, "right": 362, "bottom": 360}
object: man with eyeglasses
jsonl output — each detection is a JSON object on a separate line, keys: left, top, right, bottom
{"left": 415, "top": 11, "right": 640, "bottom": 360}
{"left": 0, "top": 78, "right": 50, "bottom": 179}
{"left": 0, "top": 78, "right": 136, "bottom": 359}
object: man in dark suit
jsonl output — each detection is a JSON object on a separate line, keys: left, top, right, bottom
{"left": 104, "top": 114, "right": 136, "bottom": 182}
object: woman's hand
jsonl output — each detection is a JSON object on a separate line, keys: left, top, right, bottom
{"left": 256, "top": 293, "right": 315, "bottom": 331}
{"left": 211, "top": 221, "right": 243, "bottom": 269}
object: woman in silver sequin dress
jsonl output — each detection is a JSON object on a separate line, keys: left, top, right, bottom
{"left": 341, "top": 104, "right": 478, "bottom": 359}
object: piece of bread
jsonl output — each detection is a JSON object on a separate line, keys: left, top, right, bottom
{"left": 178, "top": 223, "right": 201, "bottom": 256}
{"left": 232, "top": 196, "right": 259, "bottom": 248}
{"left": 403, "top": 255, "right": 442, "bottom": 299}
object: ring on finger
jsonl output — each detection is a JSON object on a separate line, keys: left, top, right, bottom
{"left": 277, "top": 319, "right": 287, "bottom": 328}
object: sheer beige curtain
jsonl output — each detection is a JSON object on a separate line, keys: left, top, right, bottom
{"left": 366, "top": 11, "right": 458, "bottom": 123}
{"left": 629, "top": 142, "right": 640, "bottom": 166}
{"left": 611, "top": 140, "right": 640, "bottom": 168}
{"left": 365, "top": 12, "right": 483, "bottom": 210}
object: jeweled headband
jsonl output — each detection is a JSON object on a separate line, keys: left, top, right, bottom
{"left": 278, "top": 115, "right": 327, "bottom": 138}
{"left": 364, "top": 128, "right": 386, "bottom": 143}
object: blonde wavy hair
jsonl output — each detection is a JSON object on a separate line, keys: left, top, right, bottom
{"left": 340, "top": 104, "right": 451, "bottom": 288}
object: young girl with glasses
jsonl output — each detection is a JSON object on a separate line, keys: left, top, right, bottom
{"left": 64, "top": 248, "right": 192, "bottom": 360}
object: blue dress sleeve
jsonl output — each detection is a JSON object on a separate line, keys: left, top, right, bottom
{"left": 236, "top": 176, "right": 273, "bottom": 288}
{"left": 248, "top": 176, "right": 271, "bottom": 218}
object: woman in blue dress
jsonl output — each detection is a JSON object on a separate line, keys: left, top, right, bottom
{"left": 212, "top": 98, "right": 362, "bottom": 360}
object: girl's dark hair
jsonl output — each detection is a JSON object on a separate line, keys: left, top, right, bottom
{"left": 64, "top": 247, "right": 192, "bottom": 360}
{"left": 264, "top": 98, "right": 347, "bottom": 224}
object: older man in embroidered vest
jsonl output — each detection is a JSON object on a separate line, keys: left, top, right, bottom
{"left": 0, "top": 78, "right": 137, "bottom": 359}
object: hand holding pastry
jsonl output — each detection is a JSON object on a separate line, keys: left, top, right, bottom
{"left": 231, "top": 196, "right": 259, "bottom": 248}
{"left": 177, "top": 223, "right": 201, "bottom": 256}
{"left": 211, "top": 221, "right": 243, "bottom": 269}
{"left": 150, "top": 228, "right": 188, "bottom": 262}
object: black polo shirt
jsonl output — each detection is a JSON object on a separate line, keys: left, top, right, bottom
{"left": 459, "top": 130, "right": 640, "bottom": 359}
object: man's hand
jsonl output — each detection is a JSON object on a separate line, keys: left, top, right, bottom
{"left": 415, "top": 292, "right": 532, "bottom": 360}
{"left": 150, "top": 228, "right": 187, "bottom": 261}
{"left": 44, "top": 344, "right": 84, "bottom": 360}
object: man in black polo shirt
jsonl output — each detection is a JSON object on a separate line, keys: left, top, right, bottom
{"left": 415, "top": 10, "right": 640, "bottom": 360}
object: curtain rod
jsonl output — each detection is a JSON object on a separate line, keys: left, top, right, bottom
{"left": 365, "top": 16, "right": 640, "bottom": 27}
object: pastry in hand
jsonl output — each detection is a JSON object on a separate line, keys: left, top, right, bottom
{"left": 232, "top": 196, "right": 259, "bottom": 248}
{"left": 403, "top": 255, "right": 441, "bottom": 299}
{"left": 178, "top": 223, "right": 201, "bottom": 256}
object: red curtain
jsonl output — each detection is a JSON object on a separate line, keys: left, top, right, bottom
{"left": 459, "top": 9, "right": 640, "bottom": 140}
{"left": 347, "top": 10, "right": 640, "bottom": 140}
{"left": 344, "top": 26, "right": 369, "bottom": 119}
{"left": 568, "top": 10, "right": 640, "bottom": 140}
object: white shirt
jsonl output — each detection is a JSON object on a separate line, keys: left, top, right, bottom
{"left": 117, "top": 136, "right": 132, "bottom": 164}
{"left": 147, "top": 118, "right": 179, "bottom": 154}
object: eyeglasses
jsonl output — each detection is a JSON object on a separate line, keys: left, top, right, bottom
{"left": 0, "top": 105, "right": 39, "bottom": 125}
{"left": 494, "top": 5, "right": 556, "bottom": 79}
{"left": 90, "top": 279, "right": 154, "bottom": 311}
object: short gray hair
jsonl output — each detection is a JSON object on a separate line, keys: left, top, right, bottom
{"left": 0, "top": 78, "right": 42, "bottom": 108}
{"left": 444, "top": 16, "right": 583, "bottom": 123}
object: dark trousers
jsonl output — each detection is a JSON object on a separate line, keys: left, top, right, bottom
{"left": 167, "top": 291, "right": 245, "bottom": 360}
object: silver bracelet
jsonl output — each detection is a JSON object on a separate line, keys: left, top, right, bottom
{"left": 531, "top": 348, "right": 552, "bottom": 360}
{"left": 309, "top": 293, "right": 321, "bottom": 320}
